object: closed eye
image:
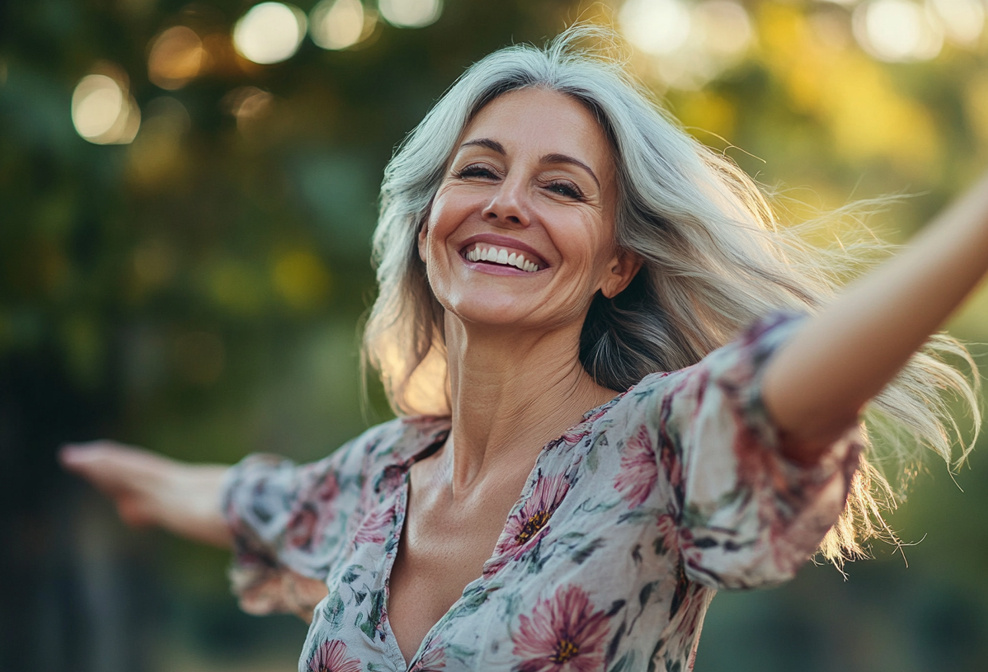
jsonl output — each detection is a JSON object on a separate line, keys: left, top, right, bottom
{"left": 544, "top": 180, "right": 585, "bottom": 200}
{"left": 454, "top": 164, "right": 499, "bottom": 180}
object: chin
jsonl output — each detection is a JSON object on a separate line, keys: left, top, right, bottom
{"left": 452, "top": 306, "right": 532, "bottom": 328}
{"left": 443, "top": 295, "right": 539, "bottom": 329}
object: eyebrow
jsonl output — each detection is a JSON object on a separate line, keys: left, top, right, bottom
{"left": 459, "top": 138, "right": 601, "bottom": 188}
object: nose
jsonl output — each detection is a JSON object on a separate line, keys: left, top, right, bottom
{"left": 482, "top": 178, "right": 529, "bottom": 227}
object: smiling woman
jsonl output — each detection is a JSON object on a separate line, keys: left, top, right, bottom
{"left": 60, "top": 25, "right": 988, "bottom": 672}
{"left": 417, "top": 88, "right": 636, "bottom": 341}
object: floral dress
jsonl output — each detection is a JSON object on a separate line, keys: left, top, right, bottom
{"left": 222, "top": 313, "right": 861, "bottom": 672}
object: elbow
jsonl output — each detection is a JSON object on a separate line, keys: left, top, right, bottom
{"left": 765, "top": 395, "right": 863, "bottom": 466}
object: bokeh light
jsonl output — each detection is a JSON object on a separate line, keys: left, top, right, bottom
{"left": 618, "top": 0, "right": 753, "bottom": 89}
{"left": 272, "top": 249, "right": 332, "bottom": 312}
{"left": 378, "top": 0, "right": 442, "bottom": 29}
{"left": 618, "top": 0, "right": 692, "bottom": 56}
{"left": 224, "top": 85, "right": 275, "bottom": 134}
{"left": 310, "top": 0, "right": 370, "bottom": 50}
{"left": 147, "top": 26, "right": 206, "bottom": 90}
{"left": 693, "top": 0, "right": 753, "bottom": 59}
{"left": 71, "top": 72, "right": 141, "bottom": 144}
{"left": 852, "top": 0, "right": 943, "bottom": 62}
{"left": 928, "top": 0, "right": 985, "bottom": 47}
{"left": 233, "top": 2, "right": 308, "bottom": 65}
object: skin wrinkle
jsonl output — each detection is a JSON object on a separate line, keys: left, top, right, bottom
{"left": 459, "top": 138, "right": 603, "bottom": 190}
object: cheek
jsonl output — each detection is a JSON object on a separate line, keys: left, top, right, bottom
{"left": 559, "top": 218, "right": 614, "bottom": 269}
{"left": 422, "top": 190, "right": 478, "bottom": 259}
{"left": 421, "top": 217, "right": 447, "bottom": 265}
{"left": 421, "top": 202, "right": 451, "bottom": 253}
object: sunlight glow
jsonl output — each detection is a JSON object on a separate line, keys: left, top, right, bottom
{"left": 233, "top": 2, "right": 307, "bottom": 65}
{"left": 378, "top": 0, "right": 442, "bottom": 29}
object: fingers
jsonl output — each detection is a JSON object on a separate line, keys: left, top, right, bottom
{"left": 58, "top": 442, "right": 231, "bottom": 544}
{"left": 61, "top": 440, "right": 146, "bottom": 467}
{"left": 59, "top": 441, "right": 168, "bottom": 482}
{"left": 59, "top": 441, "right": 170, "bottom": 528}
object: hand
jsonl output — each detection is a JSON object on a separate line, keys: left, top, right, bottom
{"left": 60, "top": 441, "right": 232, "bottom": 547}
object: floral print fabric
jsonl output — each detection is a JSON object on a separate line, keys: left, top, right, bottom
{"left": 222, "top": 312, "right": 861, "bottom": 672}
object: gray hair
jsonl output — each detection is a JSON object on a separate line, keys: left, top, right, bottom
{"left": 363, "top": 26, "right": 979, "bottom": 562}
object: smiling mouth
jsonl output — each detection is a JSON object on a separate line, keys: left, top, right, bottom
{"left": 464, "top": 244, "right": 542, "bottom": 272}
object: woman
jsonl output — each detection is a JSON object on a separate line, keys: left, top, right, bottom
{"left": 62, "top": 29, "right": 986, "bottom": 671}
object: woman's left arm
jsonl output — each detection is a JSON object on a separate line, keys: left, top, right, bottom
{"left": 762, "top": 172, "right": 988, "bottom": 461}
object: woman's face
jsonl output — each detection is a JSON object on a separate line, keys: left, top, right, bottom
{"left": 419, "top": 87, "right": 639, "bottom": 333}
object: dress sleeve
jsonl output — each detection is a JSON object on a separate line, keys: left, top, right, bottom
{"left": 220, "top": 433, "right": 372, "bottom": 618}
{"left": 658, "top": 312, "right": 861, "bottom": 589}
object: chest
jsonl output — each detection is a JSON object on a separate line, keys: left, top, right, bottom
{"left": 297, "top": 428, "right": 695, "bottom": 672}
{"left": 387, "top": 474, "right": 527, "bottom": 664}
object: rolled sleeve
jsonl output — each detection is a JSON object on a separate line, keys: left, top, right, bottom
{"left": 221, "top": 440, "right": 367, "bottom": 617}
{"left": 667, "top": 312, "right": 861, "bottom": 589}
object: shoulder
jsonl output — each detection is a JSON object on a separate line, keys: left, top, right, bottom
{"left": 584, "top": 311, "right": 806, "bottom": 443}
{"left": 347, "top": 414, "right": 451, "bottom": 469}
{"left": 614, "top": 311, "right": 809, "bottom": 406}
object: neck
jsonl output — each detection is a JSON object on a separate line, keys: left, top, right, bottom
{"left": 441, "top": 318, "right": 617, "bottom": 492}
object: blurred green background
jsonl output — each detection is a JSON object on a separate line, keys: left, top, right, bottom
{"left": 2, "top": 0, "right": 988, "bottom": 670}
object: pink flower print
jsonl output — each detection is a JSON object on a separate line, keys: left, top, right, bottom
{"left": 678, "top": 528, "right": 705, "bottom": 571}
{"left": 657, "top": 435, "right": 682, "bottom": 490}
{"left": 314, "top": 471, "right": 340, "bottom": 502}
{"left": 307, "top": 639, "right": 362, "bottom": 672}
{"left": 285, "top": 471, "right": 340, "bottom": 551}
{"left": 499, "top": 473, "right": 569, "bottom": 550}
{"left": 556, "top": 404, "right": 610, "bottom": 447}
{"left": 286, "top": 503, "right": 319, "bottom": 551}
{"left": 614, "top": 424, "right": 658, "bottom": 508}
{"left": 512, "top": 585, "right": 610, "bottom": 672}
{"left": 352, "top": 503, "right": 394, "bottom": 547}
{"left": 409, "top": 635, "right": 446, "bottom": 671}
{"left": 655, "top": 512, "right": 679, "bottom": 556}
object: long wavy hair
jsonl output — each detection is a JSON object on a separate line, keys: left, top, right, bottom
{"left": 362, "top": 27, "right": 979, "bottom": 562}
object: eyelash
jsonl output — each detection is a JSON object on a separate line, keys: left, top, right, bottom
{"left": 543, "top": 180, "right": 584, "bottom": 200}
{"left": 454, "top": 165, "right": 498, "bottom": 180}
{"left": 453, "top": 165, "right": 586, "bottom": 201}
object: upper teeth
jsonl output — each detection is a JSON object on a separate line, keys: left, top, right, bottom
{"left": 466, "top": 245, "right": 540, "bottom": 272}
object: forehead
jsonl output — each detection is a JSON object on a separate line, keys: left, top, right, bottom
{"left": 461, "top": 88, "right": 614, "bottom": 173}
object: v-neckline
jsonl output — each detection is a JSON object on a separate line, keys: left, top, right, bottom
{"left": 380, "top": 392, "right": 626, "bottom": 670}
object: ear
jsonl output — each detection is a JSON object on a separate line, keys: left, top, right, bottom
{"left": 600, "top": 248, "right": 643, "bottom": 299}
{"left": 417, "top": 218, "right": 429, "bottom": 263}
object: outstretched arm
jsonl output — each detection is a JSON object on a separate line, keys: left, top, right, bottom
{"left": 60, "top": 442, "right": 232, "bottom": 548}
{"left": 762, "top": 172, "right": 988, "bottom": 460}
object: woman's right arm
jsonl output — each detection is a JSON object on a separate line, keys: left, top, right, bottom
{"left": 60, "top": 441, "right": 232, "bottom": 548}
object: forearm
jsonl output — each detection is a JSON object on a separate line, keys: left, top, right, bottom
{"left": 762, "top": 172, "right": 988, "bottom": 459}
{"left": 154, "top": 462, "right": 233, "bottom": 548}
